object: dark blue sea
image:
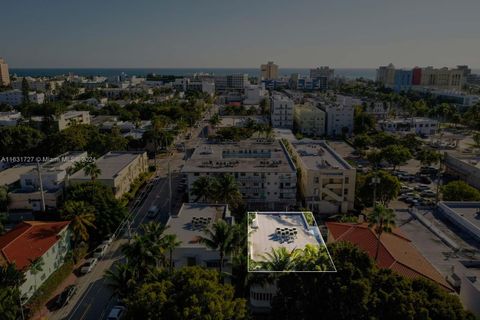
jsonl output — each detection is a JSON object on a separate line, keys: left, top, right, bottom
{"left": 9, "top": 68, "right": 379, "bottom": 80}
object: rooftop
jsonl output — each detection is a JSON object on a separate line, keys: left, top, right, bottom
{"left": 70, "top": 151, "right": 145, "bottom": 180}
{"left": 0, "top": 165, "right": 36, "bottom": 186}
{"left": 165, "top": 203, "right": 229, "bottom": 248}
{"left": 249, "top": 212, "right": 326, "bottom": 262}
{"left": 326, "top": 222, "right": 453, "bottom": 291}
{"left": 291, "top": 140, "right": 353, "bottom": 170}
{"left": 0, "top": 221, "right": 70, "bottom": 270}
{"left": 438, "top": 201, "right": 480, "bottom": 236}
{"left": 182, "top": 140, "right": 296, "bottom": 173}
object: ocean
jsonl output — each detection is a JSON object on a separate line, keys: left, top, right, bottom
{"left": 9, "top": 68, "right": 378, "bottom": 80}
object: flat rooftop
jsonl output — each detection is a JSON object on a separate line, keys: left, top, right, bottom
{"left": 445, "top": 152, "right": 480, "bottom": 169}
{"left": 249, "top": 212, "right": 325, "bottom": 262}
{"left": 218, "top": 116, "right": 267, "bottom": 128}
{"left": 0, "top": 165, "right": 36, "bottom": 186}
{"left": 182, "top": 140, "right": 296, "bottom": 173}
{"left": 440, "top": 202, "right": 480, "bottom": 232}
{"left": 70, "top": 151, "right": 144, "bottom": 180}
{"left": 165, "top": 203, "right": 228, "bottom": 248}
{"left": 292, "top": 140, "right": 353, "bottom": 170}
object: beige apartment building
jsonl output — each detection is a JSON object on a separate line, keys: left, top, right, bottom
{"left": 290, "top": 140, "right": 356, "bottom": 214}
{"left": 57, "top": 111, "right": 91, "bottom": 130}
{"left": 0, "top": 58, "right": 10, "bottom": 86}
{"left": 182, "top": 139, "right": 297, "bottom": 210}
{"left": 294, "top": 103, "right": 326, "bottom": 137}
{"left": 260, "top": 61, "right": 279, "bottom": 80}
{"left": 420, "top": 67, "right": 464, "bottom": 90}
{"left": 69, "top": 151, "right": 148, "bottom": 198}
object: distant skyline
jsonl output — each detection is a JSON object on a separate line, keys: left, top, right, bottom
{"left": 2, "top": 0, "right": 480, "bottom": 68}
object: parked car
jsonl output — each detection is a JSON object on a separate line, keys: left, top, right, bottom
{"left": 416, "top": 176, "right": 432, "bottom": 184}
{"left": 93, "top": 244, "right": 108, "bottom": 258}
{"left": 54, "top": 285, "right": 77, "bottom": 309}
{"left": 147, "top": 205, "right": 159, "bottom": 218}
{"left": 80, "top": 258, "right": 98, "bottom": 274}
{"left": 107, "top": 306, "right": 126, "bottom": 320}
{"left": 421, "top": 190, "right": 436, "bottom": 198}
{"left": 415, "top": 184, "right": 430, "bottom": 191}
{"left": 420, "top": 166, "right": 438, "bottom": 175}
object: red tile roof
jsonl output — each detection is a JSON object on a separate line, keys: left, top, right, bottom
{"left": 0, "top": 221, "right": 70, "bottom": 271}
{"left": 325, "top": 222, "right": 453, "bottom": 291}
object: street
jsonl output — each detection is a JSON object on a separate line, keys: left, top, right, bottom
{"left": 48, "top": 110, "right": 209, "bottom": 320}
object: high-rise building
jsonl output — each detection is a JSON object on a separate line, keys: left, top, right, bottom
{"left": 260, "top": 61, "right": 279, "bottom": 80}
{"left": 376, "top": 63, "right": 396, "bottom": 86}
{"left": 0, "top": 58, "right": 10, "bottom": 86}
{"left": 310, "top": 66, "right": 334, "bottom": 81}
{"left": 214, "top": 73, "right": 248, "bottom": 93}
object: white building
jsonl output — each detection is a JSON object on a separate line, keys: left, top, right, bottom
{"left": 310, "top": 66, "right": 334, "bottom": 81}
{"left": 8, "top": 152, "right": 88, "bottom": 211}
{"left": 321, "top": 103, "right": 354, "bottom": 137}
{"left": 270, "top": 93, "right": 294, "bottom": 129}
{"left": 336, "top": 95, "right": 362, "bottom": 107}
{"left": 244, "top": 84, "right": 266, "bottom": 105}
{"left": 214, "top": 74, "right": 249, "bottom": 93}
{"left": 444, "top": 152, "right": 480, "bottom": 190}
{"left": 0, "top": 111, "right": 23, "bottom": 127}
{"left": 377, "top": 117, "right": 438, "bottom": 136}
{"left": 182, "top": 140, "right": 297, "bottom": 210}
{"left": 57, "top": 111, "right": 91, "bottom": 130}
{"left": 364, "top": 101, "right": 390, "bottom": 119}
{"left": 0, "top": 89, "right": 45, "bottom": 106}
{"left": 291, "top": 140, "right": 356, "bottom": 214}
{"left": 165, "top": 203, "right": 233, "bottom": 270}
{"left": 0, "top": 221, "right": 71, "bottom": 300}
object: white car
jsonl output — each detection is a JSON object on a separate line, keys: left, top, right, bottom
{"left": 107, "top": 306, "right": 126, "bottom": 320}
{"left": 80, "top": 258, "right": 98, "bottom": 274}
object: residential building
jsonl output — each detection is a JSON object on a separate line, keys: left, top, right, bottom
{"left": 164, "top": 203, "right": 233, "bottom": 269}
{"left": 69, "top": 151, "right": 148, "bottom": 198}
{"left": 444, "top": 152, "right": 480, "bottom": 190}
{"left": 270, "top": 93, "right": 294, "bottom": 129}
{"left": 310, "top": 66, "right": 334, "bottom": 81}
{"left": 419, "top": 66, "right": 464, "bottom": 90}
{"left": 437, "top": 202, "right": 480, "bottom": 243}
{"left": 0, "top": 165, "right": 36, "bottom": 188}
{"left": 296, "top": 77, "right": 328, "bottom": 91}
{"left": 0, "top": 111, "right": 23, "bottom": 127}
{"left": 11, "top": 77, "right": 64, "bottom": 92}
{"left": 0, "top": 57, "right": 10, "bottom": 86}
{"left": 8, "top": 152, "right": 88, "bottom": 211}
{"left": 376, "top": 63, "right": 396, "bottom": 86}
{"left": 325, "top": 222, "right": 453, "bottom": 291}
{"left": 290, "top": 140, "right": 356, "bottom": 213}
{"left": 244, "top": 84, "right": 267, "bottom": 105}
{"left": 393, "top": 69, "right": 413, "bottom": 92}
{"left": 320, "top": 103, "right": 354, "bottom": 137}
{"left": 293, "top": 103, "right": 326, "bottom": 137}
{"left": 336, "top": 95, "right": 362, "bottom": 107}
{"left": 249, "top": 212, "right": 333, "bottom": 311}
{"left": 0, "top": 89, "right": 45, "bottom": 106}
{"left": 377, "top": 117, "right": 438, "bottom": 136}
{"left": 260, "top": 61, "right": 279, "bottom": 80}
{"left": 57, "top": 111, "right": 91, "bottom": 130}
{"left": 0, "top": 221, "right": 71, "bottom": 300}
{"left": 364, "top": 101, "right": 390, "bottom": 119}
{"left": 182, "top": 140, "right": 297, "bottom": 210}
{"left": 214, "top": 74, "right": 249, "bottom": 93}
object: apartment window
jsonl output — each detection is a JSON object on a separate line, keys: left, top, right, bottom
{"left": 187, "top": 257, "right": 197, "bottom": 266}
{"left": 194, "top": 173, "right": 199, "bottom": 176}
{"left": 240, "top": 172, "right": 246, "bottom": 176}
{"left": 344, "top": 188, "right": 348, "bottom": 195}
{"left": 345, "top": 177, "right": 349, "bottom": 184}
{"left": 314, "top": 177, "right": 319, "bottom": 184}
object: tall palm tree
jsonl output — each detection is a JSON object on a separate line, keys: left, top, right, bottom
{"left": 368, "top": 204, "right": 396, "bottom": 261}
{"left": 104, "top": 263, "right": 137, "bottom": 299}
{"left": 28, "top": 257, "right": 44, "bottom": 292}
{"left": 121, "top": 234, "right": 157, "bottom": 273}
{"left": 264, "top": 125, "right": 274, "bottom": 140}
{"left": 257, "top": 247, "right": 300, "bottom": 271}
{"left": 200, "top": 219, "right": 235, "bottom": 276}
{"left": 61, "top": 200, "right": 96, "bottom": 246}
{"left": 212, "top": 174, "right": 242, "bottom": 207}
{"left": 191, "top": 176, "right": 214, "bottom": 202}
{"left": 162, "top": 234, "right": 181, "bottom": 273}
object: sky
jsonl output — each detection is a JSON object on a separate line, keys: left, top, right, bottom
{"left": 1, "top": 0, "right": 479, "bottom": 68}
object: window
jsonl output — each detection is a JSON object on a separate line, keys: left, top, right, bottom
{"left": 345, "top": 177, "right": 349, "bottom": 184}
{"left": 194, "top": 173, "right": 199, "bottom": 176}
{"left": 314, "top": 177, "right": 319, "bottom": 183}
{"left": 187, "top": 257, "right": 197, "bottom": 266}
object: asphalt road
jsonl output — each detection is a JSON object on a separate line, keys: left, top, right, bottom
{"left": 49, "top": 113, "right": 207, "bottom": 320}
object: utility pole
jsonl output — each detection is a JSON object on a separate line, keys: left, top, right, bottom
{"left": 36, "top": 160, "right": 46, "bottom": 212}
{"left": 168, "top": 159, "right": 172, "bottom": 216}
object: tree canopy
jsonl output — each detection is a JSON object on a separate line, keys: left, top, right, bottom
{"left": 442, "top": 180, "right": 480, "bottom": 201}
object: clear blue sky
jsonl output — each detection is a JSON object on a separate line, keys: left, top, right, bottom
{"left": 2, "top": 0, "right": 479, "bottom": 68}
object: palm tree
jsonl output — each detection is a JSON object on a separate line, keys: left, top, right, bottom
{"left": 28, "top": 257, "right": 44, "bottom": 292}
{"left": 83, "top": 162, "right": 101, "bottom": 182}
{"left": 212, "top": 174, "right": 242, "bottom": 207}
{"left": 257, "top": 247, "right": 300, "bottom": 271}
{"left": 368, "top": 204, "right": 396, "bottom": 261}
{"left": 162, "top": 234, "right": 181, "bottom": 273}
{"left": 121, "top": 234, "right": 157, "bottom": 273}
{"left": 200, "top": 219, "right": 235, "bottom": 276}
{"left": 209, "top": 113, "right": 220, "bottom": 128}
{"left": 61, "top": 200, "right": 96, "bottom": 246}
{"left": 264, "top": 125, "right": 274, "bottom": 140}
{"left": 104, "top": 263, "right": 137, "bottom": 299}
{"left": 0, "top": 262, "right": 25, "bottom": 287}
{"left": 191, "top": 176, "right": 214, "bottom": 202}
